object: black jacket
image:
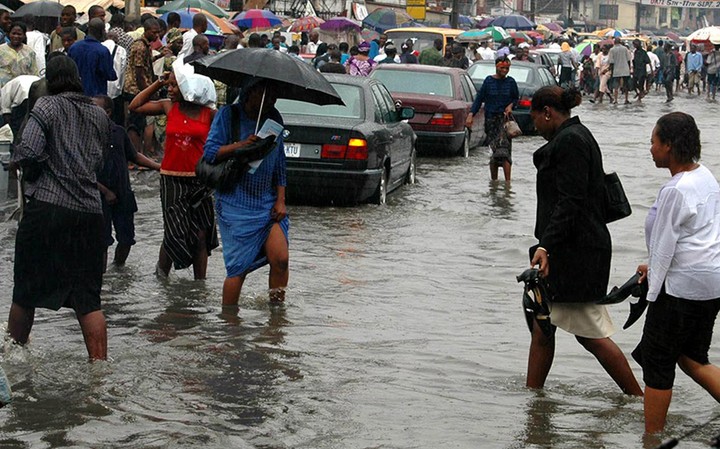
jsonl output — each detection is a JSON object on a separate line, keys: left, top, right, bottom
{"left": 533, "top": 116, "right": 611, "bottom": 302}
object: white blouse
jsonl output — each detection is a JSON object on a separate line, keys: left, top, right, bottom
{"left": 645, "top": 164, "right": 720, "bottom": 302}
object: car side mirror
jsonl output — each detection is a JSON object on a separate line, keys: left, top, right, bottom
{"left": 399, "top": 106, "right": 415, "bottom": 120}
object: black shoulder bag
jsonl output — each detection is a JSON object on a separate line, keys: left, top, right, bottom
{"left": 603, "top": 172, "right": 631, "bottom": 223}
{"left": 195, "top": 105, "right": 276, "bottom": 192}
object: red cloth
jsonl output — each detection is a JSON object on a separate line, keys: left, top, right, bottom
{"left": 161, "top": 102, "right": 213, "bottom": 176}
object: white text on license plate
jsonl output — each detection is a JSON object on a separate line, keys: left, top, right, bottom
{"left": 284, "top": 143, "right": 301, "bottom": 158}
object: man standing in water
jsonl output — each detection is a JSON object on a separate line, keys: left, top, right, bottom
{"left": 662, "top": 43, "right": 677, "bottom": 102}
{"left": 608, "top": 37, "right": 631, "bottom": 104}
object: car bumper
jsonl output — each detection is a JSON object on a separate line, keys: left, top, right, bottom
{"left": 414, "top": 130, "right": 464, "bottom": 154}
{"left": 286, "top": 166, "right": 383, "bottom": 205}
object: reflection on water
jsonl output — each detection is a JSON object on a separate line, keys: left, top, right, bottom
{"left": 486, "top": 180, "right": 516, "bottom": 220}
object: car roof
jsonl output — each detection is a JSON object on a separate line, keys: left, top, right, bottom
{"left": 534, "top": 48, "right": 562, "bottom": 54}
{"left": 371, "top": 64, "right": 467, "bottom": 75}
{"left": 322, "top": 73, "right": 383, "bottom": 87}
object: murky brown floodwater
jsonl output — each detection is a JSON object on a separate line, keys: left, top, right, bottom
{"left": 0, "top": 88, "right": 719, "bottom": 448}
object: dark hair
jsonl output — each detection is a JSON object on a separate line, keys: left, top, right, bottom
{"left": 143, "top": 17, "right": 159, "bottom": 29}
{"left": 288, "top": 44, "right": 300, "bottom": 54}
{"left": 247, "top": 33, "right": 261, "bottom": 48}
{"left": 92, "top": 94, "right": 113, "bottom": 110}
{"left": 46, "top": 55, "right": 83, "bottom": 95}
{"left": 192, "top": 13, "right": 207, "bottom": 28}
{"left": 328, "top": 49, "right": 342, "bottom": 62}
{"left": 110, "top": 12, "right": 125, "bottom": 27}
{"left": 140, "top": 13, "right": 154, "bottom": 23}
{"left": 61, "top": 5, "right": 76, "bottom": 13}
{"left": 10, "top": 22, "right": 27, "bottom": 35}
{"left": 349, "top": 45, "right": 358, "bottom": 56}
{"left": 166, "top": 12, "right": 181, "bottom": 27}
{"left": 315, "top": 42, "right": 328, "bottom": 57}
{"left": 339, "top": 42, "right": 349, "bottom": 52}
{"left": 60, "top": 26, "right": 77, "bottom": 40}
{"left": 88, "top": 5, "right": 104, "bottom": 17}
{"left": 654, "top": 112, "right": 701, "bottom": 164}
{"left": 494, "top": 55, "right": 510, "bottom": 65}
{"left": 531, "top": 85, "right": 582, "bottom": 114}
{"left": 0, "top": 10, "right": 9, "bottom": 18}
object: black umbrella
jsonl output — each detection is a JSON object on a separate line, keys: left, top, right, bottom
{"left": 11, "top": 1, "right": 63, "bottom": 18}
{"left": 192, "top": 48, "right": 344, "bottom": 106}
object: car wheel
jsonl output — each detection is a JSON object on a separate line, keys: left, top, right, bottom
{"left": 458, "top": 129, "right": 470, "bottom": 158}
{"left": 405, "top": 149, "right": 416, "bottom": 185}
{"left": 371, "top": 166, "right": 388, "bottom": 205}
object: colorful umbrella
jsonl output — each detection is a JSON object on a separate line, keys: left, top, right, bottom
{"left": 361, "top": 8, "right": 416, "bottom": 33}
{"left": 160, "top": 10, "right": 221, "bottom": 33}
{"left": 457, "top": 14, "right": 474, "bottom": 29}
{"left": 232, "top": 9, "right": 283, "bottom": 30}
{"left": 526, "top": 30, "right": 544, "bottom": 41}
{"left": 455, "top": 29, "right": 493, "bottom": 43}
{"left": 360, "top": 28, "right": 380, "bottom": 42}
{"left": 604, "top": 29, "right": 623, "bottom": 38}
{"left": 687, "top": 26, "right": 720, "bottom": 44}
{"left": 490, "top": 14, "right": 535, "bottom": 31}
{"left": 157, "top": 0, "right": 229, "bottom": 18}
{"left": 480, "top": 26, "right": 509, "bottom": 42}
{"left": 289, "top": 15, "right": 324, "bottom": 33}
{"left": 320, "top": 16, "right": 362, "bottom": 33}
{"left": 575, "top": 41, "right": 595, "bottom": 57}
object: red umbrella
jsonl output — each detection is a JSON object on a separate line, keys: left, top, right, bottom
{"left": 289, "top": 16, "right": 324, "bottom": 32}
{"left": 509, "top": 31, "right": 531, "bottom": 44}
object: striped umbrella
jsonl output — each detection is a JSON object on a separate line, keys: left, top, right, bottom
{"left": 481, "top": 26, "right": 509, "bottom": 42}
{"left": 156, "top": 0, "right": 229, "bottom": 18}
{"left": 289, "top": 15, "right": 324, "bottom": 32}
{"left": 232, "top": 9, "right": 283, "bottom": 30}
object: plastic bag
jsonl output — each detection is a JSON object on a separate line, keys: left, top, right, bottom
{"left": 172, "top": 58, "right": 217, "bottom": 107}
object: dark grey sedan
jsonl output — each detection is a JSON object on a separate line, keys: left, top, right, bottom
{"left": 276, "top": 74, "right": 417, "bottom": 205}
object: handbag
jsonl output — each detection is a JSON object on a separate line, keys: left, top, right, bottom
{"left": 603, "top": 172, "right": 632, "bottom": 223}
{"left": 503, "top": 114, "right": 522, "bottom": 139}
{"left": 195, "top": 105, "right": 276, "bottom": 192}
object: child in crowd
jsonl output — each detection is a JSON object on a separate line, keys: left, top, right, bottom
{"left": 93, "top": 95, "right": 160, "bottom": 270}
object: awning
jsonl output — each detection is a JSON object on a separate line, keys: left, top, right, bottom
{"left": 20, "top": 0, "right": 125, "bottom": 15}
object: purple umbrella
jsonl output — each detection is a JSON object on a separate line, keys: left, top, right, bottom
{"left": 319, "top": 16, "right": 362, "bottom": 32}
{"left": 545, "top": 22, "right": 564, "bottom": 33}
{"left": 477, "top": 17, "right": 495, "bottom": 28}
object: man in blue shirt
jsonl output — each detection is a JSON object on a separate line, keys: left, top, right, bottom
{"left": 685, "top": 44, "right": 704, "bottom": 95}
{"left": 68, "top": 18, "right": 116, "bottom": 96}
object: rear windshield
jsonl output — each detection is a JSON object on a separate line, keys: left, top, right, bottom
{"left": 468, "top": 64, "right": 532, "bottom": 84}
{"left": 385, "top": 31, "right": 443, "bottom": 53}
{"left": 371, "top": 70, "right": 454, "bottom": 97}
{"left": 275, "top": 84, "right": 363, "bottom": 119}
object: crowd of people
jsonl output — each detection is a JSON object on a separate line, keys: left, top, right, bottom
{"left": 0, "top": 8, "right": 718, "bottom": 437}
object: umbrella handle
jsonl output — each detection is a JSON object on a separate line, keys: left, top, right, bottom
{"left": 255, "top": 85, "right": 266, "bottom": 135}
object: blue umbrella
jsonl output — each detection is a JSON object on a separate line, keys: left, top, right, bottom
{"left": 160, "top": 10, "right": 221, "bottom": 33}
{"left": 490, "top": 14, "right": 535, "bottom": 31}
{"left": 361, "top": 8, "right": 417, "bottom": 33}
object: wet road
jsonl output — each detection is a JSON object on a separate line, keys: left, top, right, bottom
{"left": 0, "top": 89, "right": 719, "bottom": 448}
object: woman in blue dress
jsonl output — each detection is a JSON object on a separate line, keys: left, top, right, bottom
{"left": 203, "top": 78, "right": 290, "bottom": 305}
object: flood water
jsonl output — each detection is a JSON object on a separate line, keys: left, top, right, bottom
{"left": 0, "top": 90, "right": 719, "bottom": 448}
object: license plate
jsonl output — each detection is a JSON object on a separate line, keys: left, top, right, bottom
{"left": 284, "top": 142, "right": 301, "bottom": 158}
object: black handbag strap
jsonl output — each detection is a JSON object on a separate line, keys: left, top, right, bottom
{"left": 230, "top": 104, "right": 240, "bottom": 143}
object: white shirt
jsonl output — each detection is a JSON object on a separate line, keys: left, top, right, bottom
{"left": 102, "top": 39, "right": 127, "bottom": 99}
{"left": 647, "top": 51, "right": 660, "bottom": 73}
{"left": 178, "top": 29, "right": 198, "bottom": 61}
{"left": 645, "top": 165, "right": 720, "bottom": 302}
{"left": 0, "top": 75, "right": 40, "bottom": 114}
{"left": 479, "top": 46, "right": 495, "bottom": 60}
{"left": 26, "top": 30, "right": 48, "bottom": 74}
{"left": 306, "top": 40, "right": 322, "bottom": 55}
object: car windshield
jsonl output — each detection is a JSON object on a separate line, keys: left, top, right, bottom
{"left": 468, "top": 64, "right": 532, "bottom": 84}
{"left": 371, "top": 70, "right": 454, "bottom": 97}
{"left": 275, "top": 84, "right": 363, "bottom": 119}
{"left": 385, "top": 31, "right": 443, "bottom": 53}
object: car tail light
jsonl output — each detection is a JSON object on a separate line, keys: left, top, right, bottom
{"left": 518, "top": 97, "right": 532, "bottom": 108}
{"left": 429, "top": 113, "right": 454, "bottom": 127}
{"left": 320, "top": 138, "right": 368, "bottom": 160}
{"left": 346, "top": 138, "right": 368, "bottom": 160}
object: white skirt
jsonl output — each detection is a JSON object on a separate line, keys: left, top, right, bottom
{"left": 549, "top": 302, "right": 616, "bottom": 339}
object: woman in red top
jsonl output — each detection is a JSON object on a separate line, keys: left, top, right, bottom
{"left": 130, "top": 70, "right": 218, "bottom": 279}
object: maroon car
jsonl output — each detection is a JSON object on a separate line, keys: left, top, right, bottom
{"left": 370, "top": 64, "right": 485, "bottom": 157}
